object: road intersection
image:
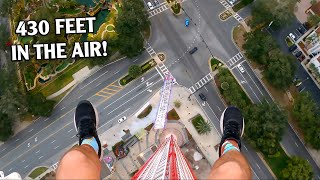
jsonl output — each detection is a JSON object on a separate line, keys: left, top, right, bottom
{"left": 0, "top": 0, "right": 319, "bottom": 178}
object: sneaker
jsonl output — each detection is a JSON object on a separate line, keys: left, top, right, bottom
{"left": 219, "top": 106, "right": 244, "bottom": 157}
{"left": 74, "top": 100, "right": 102, "bottom": 159}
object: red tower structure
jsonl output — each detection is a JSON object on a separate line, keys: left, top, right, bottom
{"left": 131, "top": 135, "right": 196, "bottom": 180}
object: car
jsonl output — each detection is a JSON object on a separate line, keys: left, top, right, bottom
{"left": 237, "top": 64, "right": 245, "bottom": 73}
{"left": 295, "top": 51, "right": 302, "bottom": 58}
{"left": 189, "top": 47, "right": 198, "bottom": 54}
{"left": 185, "top": 18, "right": 189, "bottom": 27}
{"left": 298, "top": 54, "right": 305, "bottom": 61}
{"left": 298, "top": 27, "right": 306, "bottom": 34}
{"left": 154, "top": 0, "right": 159, "bottom": 6}
{"left": 289, "top": 33, "right": 296, "bottom": 41}
{"left": 118, "top": 116, "right": 127, "bottom": 123}
{"left": 199, "top": 93, "right": 206, "bottom": 101}
{"left": 147, "top": 2, "right": 154, "bottom": 9}
{"left": 289, "top": 45, "right": 297, "bottom": 52}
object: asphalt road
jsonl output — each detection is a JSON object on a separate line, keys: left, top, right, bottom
{"left": 1, "top": 0, "right": 319, "bottom": 178}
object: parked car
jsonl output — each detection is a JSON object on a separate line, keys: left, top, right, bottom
{"left": 147, "top": 2, "right": 154, "bottom": 10}
{"left": 118, "top": 116, "right": 127, "bottom": 123}
{"left": 298, "top": 54, "right": 305, "bottom": 62}
{"left": 189, "top": 47, "right": 198, "bottom": 54}
{"left": 289, "top": 44, "right": 297, "bottom": 52}
{"left": 154, "top": 0, "right": 160, "bottom": 6}
{"left": 298, "top": 27, "right": 306, "bottom": 34}
{"left": 199, "top": 93, "right": 207, "bottom": 101}
{"left": 289, "top": 33, "right": 296, "bottom": 41}
{"left": 237, "top": 64, "right": 245, "bottom": 73}
{"left": 185, "top": 18, "right": 189, "bottom": 27}
{"left": 295, "top": 51, "right": 302, "bottom": 58}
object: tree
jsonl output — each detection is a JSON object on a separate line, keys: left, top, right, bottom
{"left": 250, "top": 0, "right": 299, "bottom": 28}
{"left": 243, "top": 31, "right": 278, "bottom": 65}
{"left": 244, "top": 102, "right": 287, "bottom": 155}
{"left": 0, "top": 0, "right": 13, "bottom": 17}
{"left": 196, "top": 119, "right": 212, "bottom": 135}
{"left": 0, "top": 24, "right": 9, "bottom": 50}
{"left": 0, "top": 113, "right": 13, "bottom": 141}
{"left": 115, "top": 0, "right": 150, "bottom": 58}
{"left": 308, "top": 14, "right": 320, "bottom": 27}
{"left": 281, "top": 156, "right": 313, "bottom": 180}
{"left": 174, "top": 100, "right": 181, "bottom": 108}
{"left": 264, "top": 50, "right": 296, "bottom": 90}
{"left": 128, "top": 65, "right": 142, "bottom": 78}
{"left": 26, "top": 93, "right": 55, "bottom": 117}
{"left": 293, "top": 92, "right": 320, "bottom": 149}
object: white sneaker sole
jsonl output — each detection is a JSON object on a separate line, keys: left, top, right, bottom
{"left": 220, "top": 108, "right": 245, "bottom": 137}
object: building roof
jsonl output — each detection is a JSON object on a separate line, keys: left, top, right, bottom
{"left": 310, "top": 1, "right": 320, "bottom": 15}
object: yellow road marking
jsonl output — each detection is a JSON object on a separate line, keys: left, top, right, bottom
{"left": 95, "top": 93, "right": 109, "bottom": 98}
{"left": 103, "top": 87, "right": 118, "bottom": 92}
{"left": 100, "top": 90, "right": 115, "bottom": 95}
{"left": 109, "top": 84, "right": 122, "bottom": 88}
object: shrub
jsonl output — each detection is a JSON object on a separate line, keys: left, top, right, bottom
{"left": 167, "top": 108, "right": 180, "bottom": 120}
{"left": 137, "top": 105, "right": 152, "bottom": 119}
{"left": 192, "top": 115, "right": 212, "bottom": 135}
{"left": 174, "top": 100, "right": 181, "bottom": 108}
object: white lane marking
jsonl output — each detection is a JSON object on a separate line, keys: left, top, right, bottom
{"left": 195, "top": 100, "right": 221, "bottom": 137}
{"left": 35, "top": 137, "right": 37, "bottom": 142}
{"left": 22, "top": 160, "right": 25, "bottom": 163}
{"left": 78, "top": 94, "right": 83, "bottom": 99}
{"left": 96, "top": 82, "right": 102, "bottom": 87}
{"left": 256, "top": 163, "right": 261, "bottom": 170}
{"left": 68, "top": 129, "right": 73, "bottom": 133}
{"left": 236, "top": 68, "right": 261, "bottom": 103}
{"left": 24, "top": 165, "right": 29, "bottom": 169}
{"left": 39, "top": 156, "right": 43, "bottom": 160}
{"left": 71, "top": 135, "right": 76, "bottom": 138}
{"left": 60, "top": 107, "right": 65, "bottom": 111}
{"left": 204, "top": 86, "right": 208, "bottom": 92}
{"left": 217, "top": 106, "right": 222, "bottom": 111}
{"left": 28, "top": 129, "right": 33, "bottom": 133}
{"left": 155, "top": 67, "right": 164, "bottom": 80}
{"left": 133, "top": 59, "right": 138, "bottom": 62}
{"left": 44, "top": 118, "right": 49, "bottom": 122}
{"left": 295, "top": 142, "right": 299, "bottom": 147}
{"left": 8, "top": 168, "right": 12, "bottom": 172}
{"left": 244, "top": 66, "right": 265, "bottom": 97}
{"left": 2, "top": 148, "right": 6, "bottom": 152}
{"left": 51, "top": 140, "right": 56, "bottom": 144}
{"left": 243, "top": 145, "right": 248, "bottom": 151}
{"left": 36, "top": 150, "right": 40, "bottom": 154}
{"left": 54, "top": 146, "right": 60, "bottom": 150}
{"left": 103, "top": 73, "right": 160, "bottom": 111}
{"left": 98, "top": 108, "right": 131, "bottom": 131}
{"left": 27, "top": 143, "right": 30, "bottom": 148}
{"left": 114, "top": 70, "right": 120, "bottom": 74}
{"left": 15, "top": 139, "right": 19, "bottom": 142}
{"left": 104, "top": 79, "right": 162, "bottom": 112}
{"left": 80, "top": 71, "right": 109, "bottom": 90}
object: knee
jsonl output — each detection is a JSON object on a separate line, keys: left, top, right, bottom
{"left": 210, "top": 161, "right": 248, "bottom": 179}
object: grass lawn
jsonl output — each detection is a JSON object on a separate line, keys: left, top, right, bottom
{"left": 35, "top": 60, "right": 92, "bottom": 97}
{"left": 167, "top": 108, "right": 180, "bottom": 120}
{"left": 264, "top": 146, "right": 290, "bottom": 178}
{"left": 233, "top": 24, "right": 246, "bottom": 51}
{"left": 210, "top": 58, "right": 222, "bottom": 71}
{"left": 28, "top": 166, "right": 48, "bottom": 179}
{"left": 56, "top": 61, "right": 70, "bottom": 72}
{"left": 233, "top": 0, "right": 254, "bottom": 12}
{"left": 24, "top": 65, "right": 37, "bottom": 88}
{"left": 137, "top": 105, "right": 152, "bottom": 119}
{"left": 50, "top": 85, "right": 74, "bottom": 102}
{"left": 191, "top": 115, "right": 206, "bottom": 134}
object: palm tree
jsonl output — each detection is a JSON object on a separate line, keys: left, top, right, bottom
{"left": 196, "top": 120, "right": 212, "bottom": 135}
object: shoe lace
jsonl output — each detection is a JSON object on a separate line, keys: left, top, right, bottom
{"left": 76, "top": 118, "right": 96, "bottom": 140}
{"left": 224, "top": 121, "right": 239, "bottom": 139}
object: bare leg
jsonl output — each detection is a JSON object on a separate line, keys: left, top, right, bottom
{"left": 56, "top": 145, "right": 101, "bottom": 179}
{"left": 208, "top": 140, "right": 251, "bottom": 179}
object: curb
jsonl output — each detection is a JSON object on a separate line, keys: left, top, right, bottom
{"left": 257, "top": 152, "right": 277, "bottom": 179}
